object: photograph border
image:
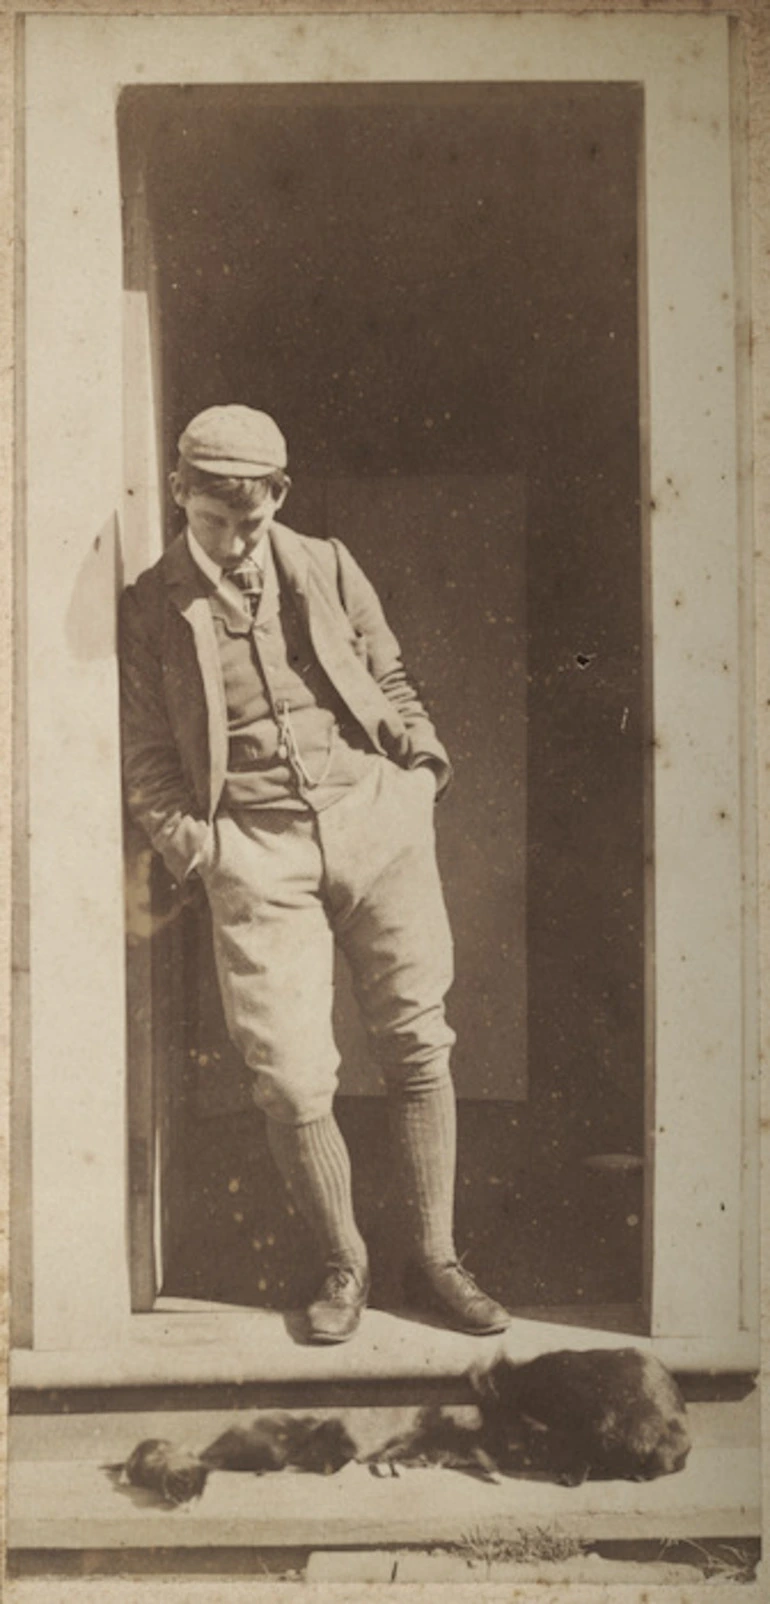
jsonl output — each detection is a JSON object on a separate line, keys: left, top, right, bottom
{"left": 1, "top": 1, "right": 768, "bottom": 1600}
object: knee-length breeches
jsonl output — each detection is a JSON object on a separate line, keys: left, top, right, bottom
{"left": 198, "top": 759, "right": 456, "bottom": 1125}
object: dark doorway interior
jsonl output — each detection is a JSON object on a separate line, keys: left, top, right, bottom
{"left": 120, "top": 82, "right": 647, "bottom": 1317}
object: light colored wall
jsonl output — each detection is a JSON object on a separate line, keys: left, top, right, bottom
{"left": 24, "top": 38, "right": 131, "bottom": 1348}
{"left": 20, "top": 11, "right": 756, "bottom": 1355}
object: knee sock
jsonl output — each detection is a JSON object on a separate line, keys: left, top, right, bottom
{"left": 388, "top": 1077, "right": 457, "bottom": 1266}
{"left": 266, "top": 1112, "right": 367, "bottom": 1272}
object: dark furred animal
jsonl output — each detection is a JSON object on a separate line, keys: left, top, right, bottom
{"left": 119, "top": 1346, "right": 690, "bottom": 1504}
{"left": 124, "top": 1415, "right": 358, "bottom": 1504}
{"left": 474, "top": 1347, "right": 691, "bottom": 1485}
{"left": 363, "top": 1404, "right": 503, "bottom": 1481}
{"left": 202, "top": 1414, "right": 358, "bottom": 1476}
{"left": 124, "top": 1439, "right": 210, "bottom": 1506}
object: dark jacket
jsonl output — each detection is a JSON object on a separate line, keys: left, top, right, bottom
{"left": 119, "top": 522, "right": 450, "bottom": 882}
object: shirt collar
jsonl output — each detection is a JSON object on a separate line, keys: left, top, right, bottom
{"left": 186, "top": 526, "right": 222, "bottom": 585}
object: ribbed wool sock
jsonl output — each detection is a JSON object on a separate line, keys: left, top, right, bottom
{"left": 388, "top": 1078, "right": 458, "bottom": 1266}
{"left": 266, "top": 1112, "right": 368, "bottom": 1271}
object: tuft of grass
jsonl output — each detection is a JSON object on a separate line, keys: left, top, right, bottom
{"left": 450, "top": 1523, "right": 585, "bottom": 1568}
{"left": 658, "top": 1537, "right": 759, "bottom": 1584}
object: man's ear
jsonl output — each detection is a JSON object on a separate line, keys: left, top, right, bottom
{"left": 272, "top": 483, "right": 289, "bottom": 514}
{"left": 169, "top": 471, "right": 187, "bottom": 508}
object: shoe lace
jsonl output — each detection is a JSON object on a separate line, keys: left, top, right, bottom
{"left": 438, "top": 1257, "right": 488, "bottom": 1301}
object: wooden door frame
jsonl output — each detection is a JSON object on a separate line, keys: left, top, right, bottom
{"left": 13, "top": 10, "right": 759, "bottom": 1375}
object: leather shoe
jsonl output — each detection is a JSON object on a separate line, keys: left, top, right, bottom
{"left": 306, "top": 1262, "right": 370, "bottom": 1344}
{"left": 404, "top": 1259, "right": 511, "bottom": 1335}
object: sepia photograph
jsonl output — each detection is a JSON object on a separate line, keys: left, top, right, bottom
{"left": 4, "top": 4, "right": 766, "bottom": 1597}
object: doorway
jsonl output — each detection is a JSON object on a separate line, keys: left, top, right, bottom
{"left": 120, "top": 81, "right": 647, "bottom": 1319}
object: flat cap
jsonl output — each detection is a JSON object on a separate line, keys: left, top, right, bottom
{"left": 178, "top": 405, "right": 288, "bottom": 476}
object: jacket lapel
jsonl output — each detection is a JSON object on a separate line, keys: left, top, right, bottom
{"left": 270, "top": 523, "right": 342, "bottom": 674}
{"left": 162, "top": 534, "right": 229, "bottom": 815}
{"left": 268, "top": 523, "right": 311, "bottom": 615}
{"left": 270, "top": 522, "right": 401, "bottom": 750}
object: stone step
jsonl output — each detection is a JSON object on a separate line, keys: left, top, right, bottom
{"left": 304, "top": 1549, "right": 707, "bottom": 1585}
{"left": 8, "top": 1396, "right": 761, "bottom": 1553}
{"left": 10, "top": 1303, "right": 760, "bottom": 1393}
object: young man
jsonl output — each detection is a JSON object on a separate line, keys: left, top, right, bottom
{"left": 119, "top": 404, "right": 510, "bottom": 1343}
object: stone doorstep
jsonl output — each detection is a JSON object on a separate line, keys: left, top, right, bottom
{"left": 10, "top": 1313, "right": 761, "bottom": 1393}
{"left": 7, "top": 1397, "right": 762, "bottom": 1554}
{"left": 305, "top": 1550, "right": 710, "bottom": 1585}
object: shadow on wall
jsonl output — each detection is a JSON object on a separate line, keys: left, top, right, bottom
{"left": 65, "top": 513, "right": 125, "bottom": 661}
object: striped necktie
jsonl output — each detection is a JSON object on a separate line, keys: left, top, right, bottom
{"left": 228, "top": 561, "right": 263, "bottom": 618}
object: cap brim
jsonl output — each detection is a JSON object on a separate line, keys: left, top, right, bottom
{"left": 183, "top": 455, "right": 284, "bottom": 476}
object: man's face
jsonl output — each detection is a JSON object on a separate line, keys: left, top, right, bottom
{"left": 172, "top": 479, "right": 285, "bottom": 570}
